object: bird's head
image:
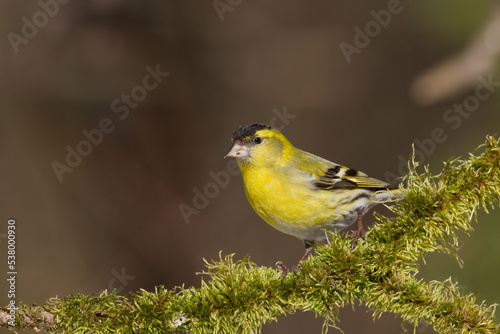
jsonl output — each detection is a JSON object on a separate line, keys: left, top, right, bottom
{"left": 225, "top": 124, "right": 293, "bottom": 166}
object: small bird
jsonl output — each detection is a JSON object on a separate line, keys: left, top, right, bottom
{"left": 225, "top": 124, "right": 401, "bottom": 273}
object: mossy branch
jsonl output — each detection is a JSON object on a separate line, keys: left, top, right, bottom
{"left": 2, "top": 136, "right": 499, "bottom": 333}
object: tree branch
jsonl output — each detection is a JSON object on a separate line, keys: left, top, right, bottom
{"left": 410, "top": 2, "right": 500, "bottom": 105}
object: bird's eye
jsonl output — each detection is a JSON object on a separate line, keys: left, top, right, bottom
{"left": 253, "top": 136, "right": 262, "bottom": 144}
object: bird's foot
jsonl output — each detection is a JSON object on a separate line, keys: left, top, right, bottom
{"left": 351, "top": 225, "right": 366, "bottom": 249}
{"left": 350, "top": 214, "right": 365, "bottom": 249}
{"left": 350, "top": 227, "right": 365, "bottom": 249}
{"left": 275, "top": 261, "right": 300, "bottom": 282}
{"left": 276, "top": 242, "right": 315, "bottom": 282}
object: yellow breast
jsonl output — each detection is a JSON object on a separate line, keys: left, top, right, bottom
{"left": 240, "top": 164, "right": 369, "bottom": 241}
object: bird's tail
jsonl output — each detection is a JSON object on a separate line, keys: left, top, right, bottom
{"left": 373, "top": 188, "right": 404, "bottom": 203}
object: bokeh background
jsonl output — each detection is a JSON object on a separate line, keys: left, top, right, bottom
{"left": 1, "top": 0, "right": 499, "bottom": 333}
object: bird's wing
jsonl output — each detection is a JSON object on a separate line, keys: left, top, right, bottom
{"left": 312, "top": 164, "right": 392, "bottom": 190}
{"left": 291, "top": 150, "right": 394, "bottom": 191}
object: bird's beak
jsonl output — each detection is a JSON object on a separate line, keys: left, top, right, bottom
{"left": 225, "top": 141, "right": 250, "bottom": 158}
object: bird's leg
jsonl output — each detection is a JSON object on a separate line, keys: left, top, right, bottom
{"left": 300, "top": 240, "right": 315, "bottom": 262}
{"left": 293, "top": 241, "right": 315, "bottom": 271}
{"left": 350, "top": 213, "right": 365, "bottom": 249}
{"left": 276, "top": 240, "right": 315, "bottom": 282}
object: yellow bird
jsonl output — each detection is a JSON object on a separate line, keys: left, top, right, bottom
{"left": 226, "top": 124, "right": 401, "bottom": 272}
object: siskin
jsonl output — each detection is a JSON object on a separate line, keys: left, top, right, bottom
{"left": 226, "top": 124, "right": 402, "bottom": 273}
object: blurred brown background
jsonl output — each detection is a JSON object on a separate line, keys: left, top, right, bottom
{"left": 1, "top": 1, "right": 499, "bottom": 333}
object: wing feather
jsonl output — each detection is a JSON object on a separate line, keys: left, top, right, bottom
{"left": 291, "top": 149, "right": 395, "bottom": 191}
{"left": 313, "top": 165, "right": 393, "bottom": 190}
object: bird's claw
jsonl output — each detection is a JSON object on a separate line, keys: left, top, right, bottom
{"left": 275, "top": 261, "right": 300, "bottom": 282}
{"left": 350, "top": 225, "right": 365, "bottom": 249}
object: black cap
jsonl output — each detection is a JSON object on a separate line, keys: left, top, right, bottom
{"left": 231, "top": 124, "right": 271, "bottom": 142}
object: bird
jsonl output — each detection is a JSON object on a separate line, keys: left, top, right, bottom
{"left": 225, "top": 123, "right": 402, "bottom": 274}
